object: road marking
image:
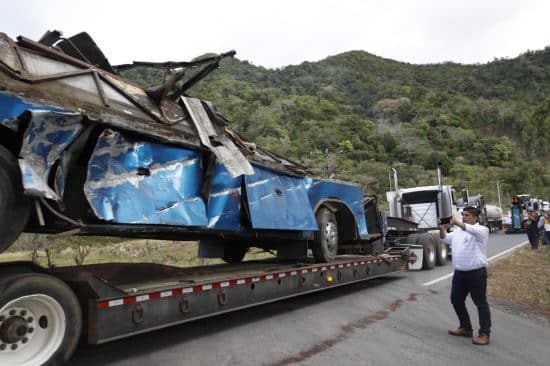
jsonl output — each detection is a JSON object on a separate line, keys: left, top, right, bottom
{"left": 422, "top": 241, "right": 529, "bottom": 286}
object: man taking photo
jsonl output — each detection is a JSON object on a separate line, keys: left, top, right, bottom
{"left": 438, "top": 206, "right": 491, "bottom": 345}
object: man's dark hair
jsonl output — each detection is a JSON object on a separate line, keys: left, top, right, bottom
{"left": 463, "top": 206, "right": 480, "bottom": 218}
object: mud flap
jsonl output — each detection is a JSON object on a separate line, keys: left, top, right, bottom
{"left": 407, "top": 244, "right": 424, "bottom": 271}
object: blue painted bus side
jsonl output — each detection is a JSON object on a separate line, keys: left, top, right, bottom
{"left": 1, "top": 93, "right": 370, "bottom": 238}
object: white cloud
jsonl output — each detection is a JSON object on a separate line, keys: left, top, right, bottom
{"left": 1, "top": 0, "right": 548, "bottom": 68}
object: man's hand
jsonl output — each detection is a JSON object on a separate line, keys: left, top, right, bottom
{"left": 452, "top": 215, "right": 465, "bottom": 230}
{"left": 451, "top": 216, "right": 461, "bottom": 226}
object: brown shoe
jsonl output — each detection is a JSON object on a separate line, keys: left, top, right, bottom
{"left": 448, "top": 328, "right": 473, "bottom": 337}
{"left": 473, "top": 334, "right": 490, "bottom": 345}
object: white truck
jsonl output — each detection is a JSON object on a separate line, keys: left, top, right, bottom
{"left": 386, "top": 168, "right": 460, "bottom": 269}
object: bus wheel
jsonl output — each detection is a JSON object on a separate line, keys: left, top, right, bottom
{"left": 312, "top": 207, "right": 339, "bottom": 262}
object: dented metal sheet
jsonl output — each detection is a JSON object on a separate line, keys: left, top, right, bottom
{"left": 307, "top": 179, "right": 369, "bottom": 237}
{"left": 206, "top": 162, "right": 242, "bottom": 230}
{"left": 18, "top": 110, "right": 83, "bottom": 200}
{"left": 84, "top": 130, "right": 208, "bottom": 225}
{"left": 1, "top": 31, "right": 312, "bottom": 177}
{"left": 182, "top": 97, "right": 254, "bottom": 177}
{"left": 244, "top": 165, "right": 318, "bottom": 230}
{"left": 0, "top": 93, "right": 67, "bottom": 131}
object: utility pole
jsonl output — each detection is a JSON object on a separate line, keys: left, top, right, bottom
{"left": 496, "top": 180, "right": 502, "bottom": 209}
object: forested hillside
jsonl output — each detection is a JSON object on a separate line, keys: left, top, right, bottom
{"left": 123, "top": 47, "right": 550, "bottom": 206}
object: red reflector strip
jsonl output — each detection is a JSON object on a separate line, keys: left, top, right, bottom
{"left": 96, "top": 257, "right": 402, "bottom": 309}
{"left": 123, "top": 297, "right": 136, "bottom": 305}
{"left": 193, "top": 285, "right": 203, "bottom": 292}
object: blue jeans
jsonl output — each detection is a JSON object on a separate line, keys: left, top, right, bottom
{"left": 544, "top": 231, "right": 550, "bottom": 245}
{"left": 451, "top": 267, "right": 491, "bottom": 336}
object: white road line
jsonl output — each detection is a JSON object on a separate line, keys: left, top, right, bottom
{"left": 422, "top": 241, "right": 529, "bottom": 286}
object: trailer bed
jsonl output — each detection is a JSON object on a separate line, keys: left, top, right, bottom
{"left": 49, "top": 251, "right": 411, "bottom": 343}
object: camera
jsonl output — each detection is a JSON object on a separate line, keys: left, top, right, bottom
{"left": 439, "top": 216, "right": 452, "bottom": 225}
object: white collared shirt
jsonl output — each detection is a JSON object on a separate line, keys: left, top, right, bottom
{"left": 442, "top": 223, "right": 489, "bottom": 271}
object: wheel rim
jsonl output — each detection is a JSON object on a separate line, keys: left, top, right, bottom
{"left": 323, "top": 220, "right": 338, "bottom": 256}
{"left": 0, "top": 294, "right": 65, "bottom": 366}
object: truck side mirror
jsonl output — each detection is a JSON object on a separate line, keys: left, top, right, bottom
{"left": 462, "top": 189, "right": 469, "bottom": 206}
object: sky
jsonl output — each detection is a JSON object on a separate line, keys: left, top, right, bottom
{"left": 1, "top": 0, "right": 549, "bottom": 68}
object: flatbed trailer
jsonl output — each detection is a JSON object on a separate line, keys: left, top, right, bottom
{"left": 0, "top": 246, "right": 420, "bottom": 365}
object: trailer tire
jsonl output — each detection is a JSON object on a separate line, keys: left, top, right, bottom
{"left": 312, "top": 207, "right": 339, "bottom": 262}
{"left": 417, "top": 234, "right": 436, "bottom": 270}
{"left": 0, "top": 273, "right": 82, "bottom": 366}
{"left": 433, "top": 235, "right": 448, "bottom": 266}
{"left": 0, "top": 144, "right": 31, "bottom": 254}
{"left": 222, "top": 243, "right": 248, "bottom": 263}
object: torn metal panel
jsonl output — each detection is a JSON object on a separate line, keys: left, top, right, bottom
{"left": 18, "top": 110, "right": 83, "bottom": 200}
{"left": 1, "top": 33, "right": 199, "bottom": 143}
{"left": 0, "top": 93, "right": 66, "bottom": 131}
{"left": 244, "top": 165, "right": 318, "bottom": 230}
{"left": 206, "top": 162, "right": 242, "bottom": 230}
{"left": 182, "top": 97, "right": 254, "bottom": 177}
{"left": 84, "top": 129, "right": 208, "bottom": 226}
{"left": 307, "top": 179, "right": 369, "bottom": 237}
{"left": 2, "top": 32, "right": 313, "bottom": 177}
{"left": 0, "top": 33, "right": 22, "bottom": 70}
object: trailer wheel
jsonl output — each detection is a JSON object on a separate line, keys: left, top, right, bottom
{"left": 312, "top": 207, "right": 339, "bottom": 262}
{"left": 0, "top": 145, "right": 31, "bottom": 254}
{"left": 222, "top": 243, "right": 248, "bottom": 263}
{"left": 417, "top": 234, "right": 436, "bottom": 270}
{"left": 433, "top": 234, "right": 448, "bottom": 266}
{"left": 0, "top": 273, "right": 82, "bottom": 366}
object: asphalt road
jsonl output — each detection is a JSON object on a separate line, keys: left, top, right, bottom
{"left": 71, "top": 232, "right": 549, "bottom": 366}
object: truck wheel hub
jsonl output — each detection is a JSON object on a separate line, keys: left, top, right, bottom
{"left": 0, "top": 316, "right": 28, "bottom": 343}
{"left": 325, "top": 221, "right": 338, "bottom": 248}
{"left": 0, "top": 306, "right": 36, "bottom": 351}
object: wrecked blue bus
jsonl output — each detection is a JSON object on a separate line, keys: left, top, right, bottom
{"left": 0, "top": 31, "right": 379, "bottom": 262}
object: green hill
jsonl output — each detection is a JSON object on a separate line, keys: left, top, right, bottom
{"left": 123, "top": 47, "right": 550, "bottom": 205}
